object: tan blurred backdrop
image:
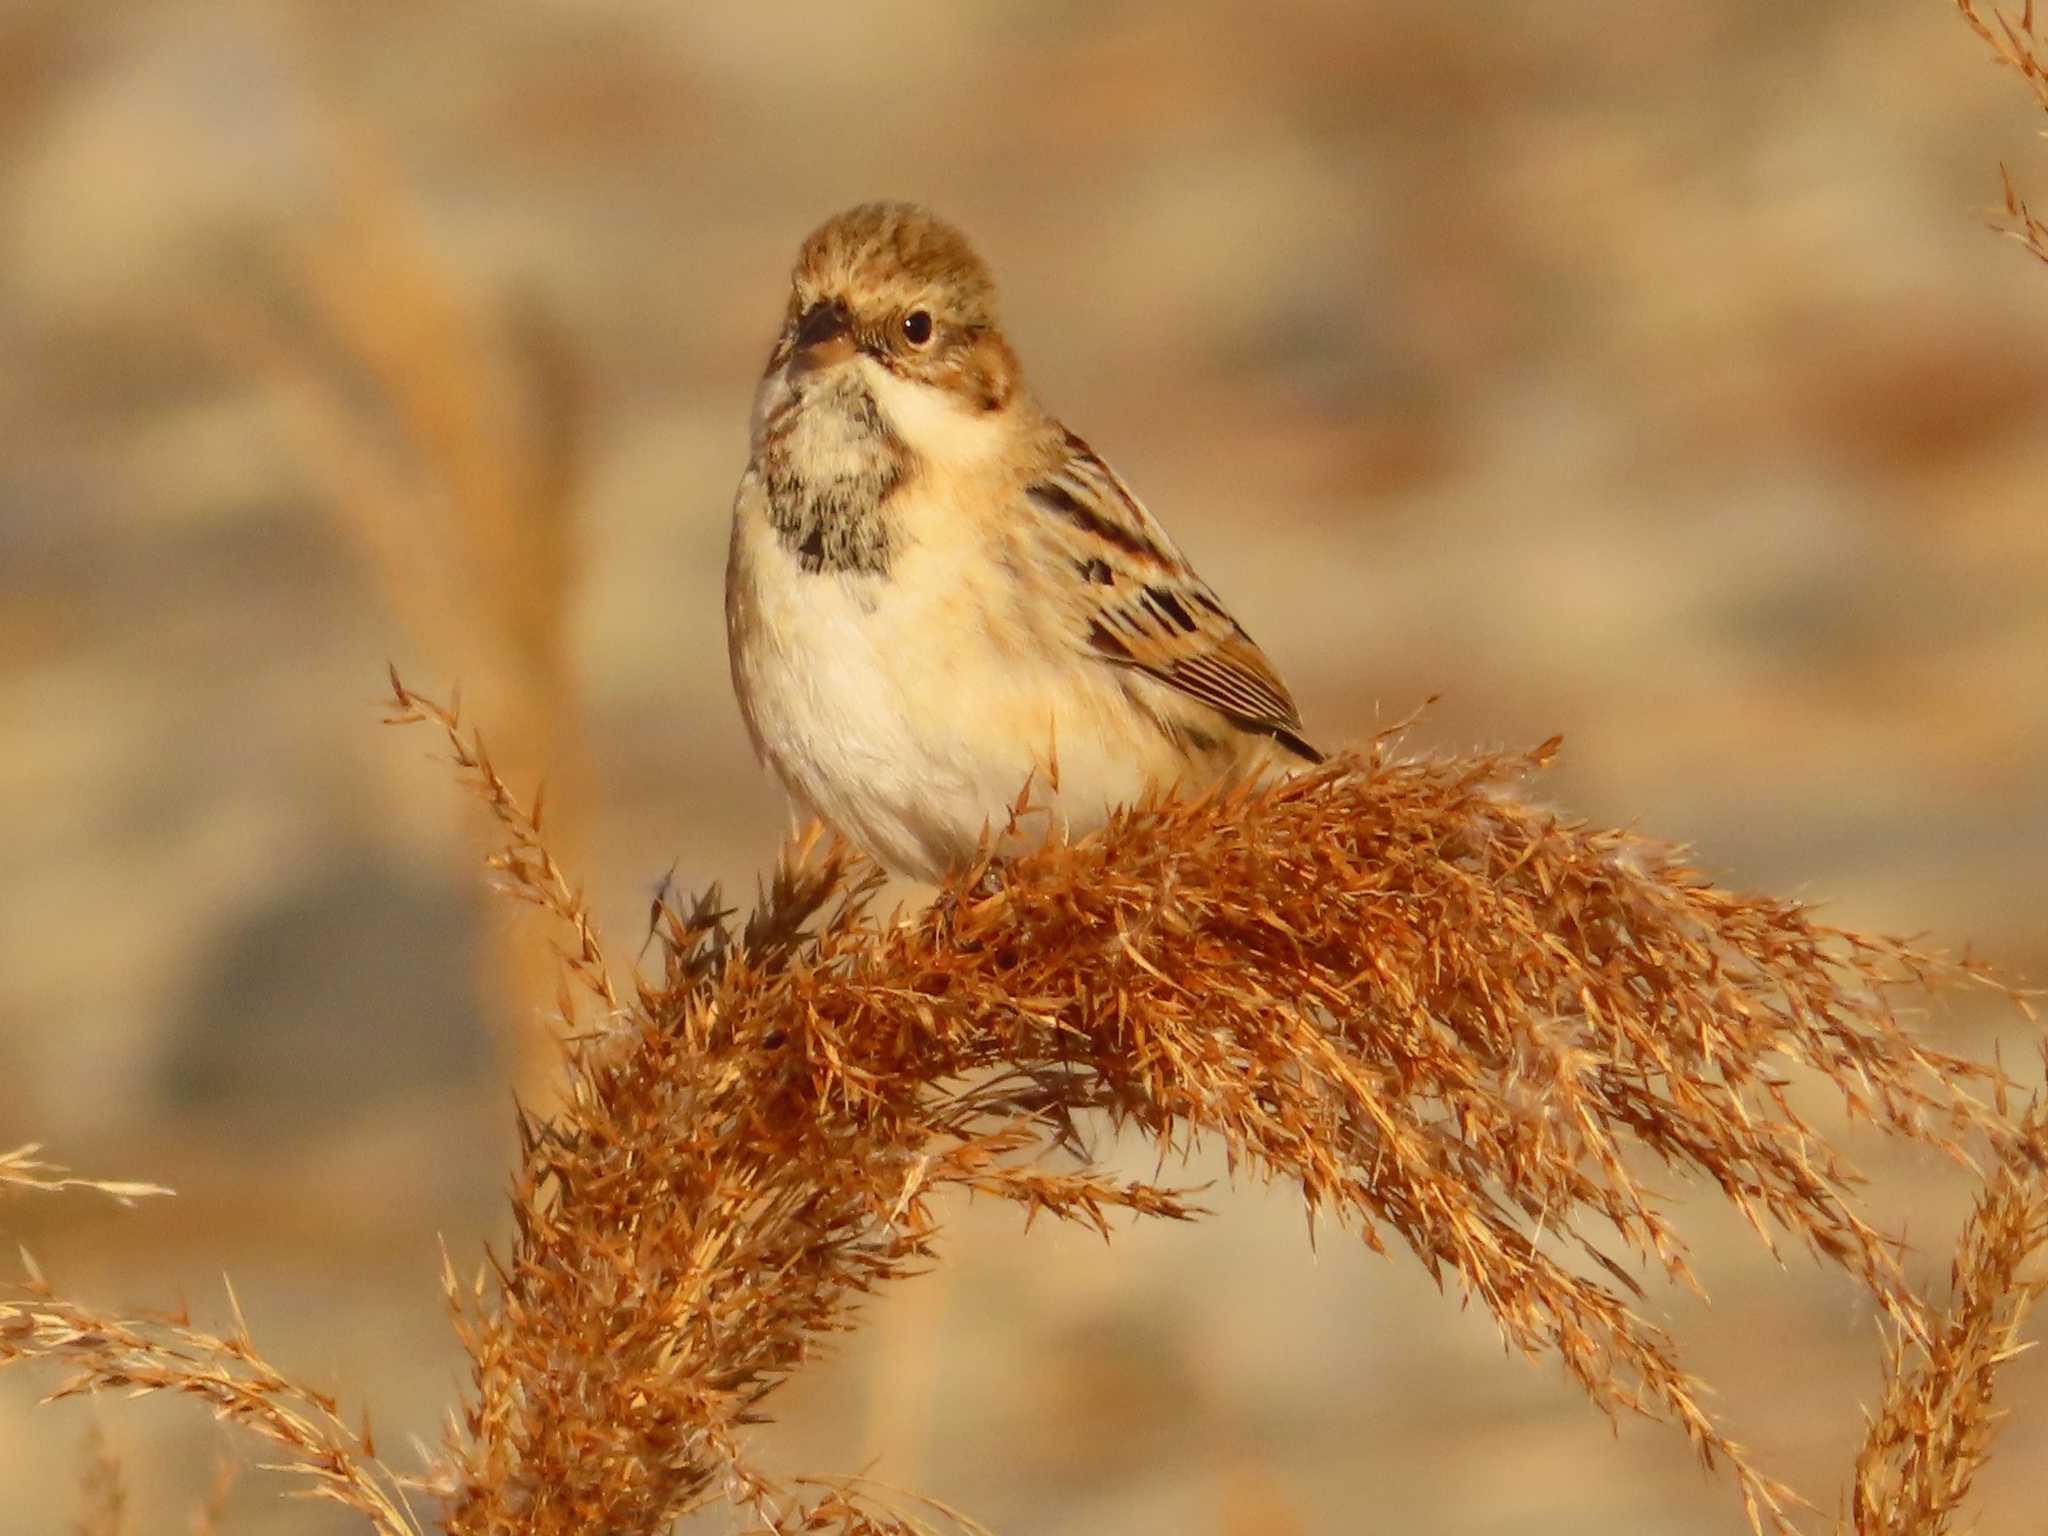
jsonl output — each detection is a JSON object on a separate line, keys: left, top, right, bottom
{"left": 3, "top": 2, "right": 2046, "bottom": 1532}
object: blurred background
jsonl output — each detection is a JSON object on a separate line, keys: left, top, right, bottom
{"left": 3, "top": 1, "right": 2045, "bottom": 1531}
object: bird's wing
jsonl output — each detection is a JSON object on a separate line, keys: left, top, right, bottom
{"left": 1025, "top": 429, "right": 1320, "bottom": 761}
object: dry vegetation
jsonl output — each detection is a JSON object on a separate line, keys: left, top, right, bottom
{"left": 7, "top": 680, "right": 2044, "bottom": 1535}
{"left": 0, "top": 1146, "right": 170, "bottom": 1210}
{"left": 6, "top": 7, "right": 2048, "bottom": 1533}
{"left": 1848, "top": 1097, "right": 2048, "bottom": 1535}
{"left": 1958, "top": 0, "right": 2048, "bottom": 262}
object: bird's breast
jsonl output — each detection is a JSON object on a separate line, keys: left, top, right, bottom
{"left": 727, "top": 471, "right": 1197, "bottom": 879}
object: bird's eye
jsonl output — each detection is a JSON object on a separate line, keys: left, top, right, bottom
{"left": 902, "top": 310, "right": 934, "bottom": 347}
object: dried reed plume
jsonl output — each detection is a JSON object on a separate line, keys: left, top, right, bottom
{"left": 4, "top": 678, "right": 2043, "bottom": 1533}
{"left": 402, "top": 680, "right": 2036, "bottom": 1536}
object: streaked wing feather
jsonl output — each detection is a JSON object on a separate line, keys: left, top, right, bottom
{"left": 1029, "top": 430, "right": 1320, "bottom": 761}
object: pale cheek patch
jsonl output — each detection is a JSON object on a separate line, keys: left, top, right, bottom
{"left": 860, "top": 359, "right": 1011, "bottom": 471}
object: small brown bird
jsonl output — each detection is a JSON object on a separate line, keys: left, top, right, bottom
{"left": 725, "top": 202, "right": 1318, "bottom": 880}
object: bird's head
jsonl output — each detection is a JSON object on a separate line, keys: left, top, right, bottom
{"left": 765, "top": 203, "right": 1027, "bottom": 459}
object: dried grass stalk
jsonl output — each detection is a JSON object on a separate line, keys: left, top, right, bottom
{"left": 188, "top": 1452, "right": 241, "bottom": 1536}
{"left": 0, "top": 1145, "right": 171, "bottom": 1208}
{"left": 1958, "top": 0, "right": 2048, "bottom": 109}
{"left": 1956, "top": 0, "right": 2048, "bottom": 263}
{"left": 202, "top": 108, "right": 590, "bottom": 1105}
{"left": 73, "top": 1423, "right": 127, "bottom": 1536}
{"left": 0, "top": 1280, "right": 425, "bottom": 1536}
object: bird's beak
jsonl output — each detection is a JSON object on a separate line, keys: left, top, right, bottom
{"left": 789, "top": 298, "right": 855, "bottom": 375}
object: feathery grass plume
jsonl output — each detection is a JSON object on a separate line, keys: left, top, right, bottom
{"left": 1844, "top": 1086, "right": 2048, "bottom": 1535}
{"left": 0, "top": 1280, "right": 425, "bottom": 1536}
{"left": 1, "top": 679, "right": 2036, "bottom": 1532}
{"left": 388, "top": 676, "right": 2028, "bottom": 1536}
{"left": 1955, "top": 0, "right": 2048, "bottom": 263}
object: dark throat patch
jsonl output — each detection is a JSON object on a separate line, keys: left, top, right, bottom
{"left": 758, "top": 382, "right": 904, "bottom": 578}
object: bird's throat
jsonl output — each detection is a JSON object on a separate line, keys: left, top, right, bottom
{"left": 758, "top": 375, "right": 903, "bottom": 578}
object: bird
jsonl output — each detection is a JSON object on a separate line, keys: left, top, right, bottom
{"left": 725, "top": 201, "right": 1319, "bottom": 882}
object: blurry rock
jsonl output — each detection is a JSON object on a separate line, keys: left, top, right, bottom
{"left": 159, "top": 848, "right": 489, "bottom": 1126}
